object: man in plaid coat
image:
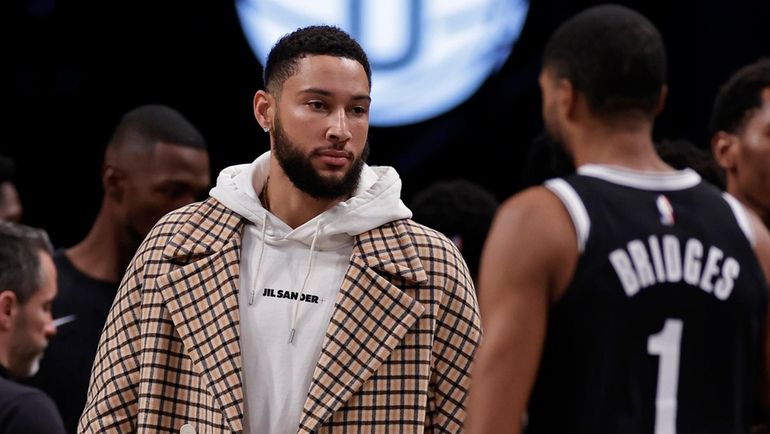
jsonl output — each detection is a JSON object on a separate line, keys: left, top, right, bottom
{"left": 79, "top": 25, "right": 481, "bottom": 434}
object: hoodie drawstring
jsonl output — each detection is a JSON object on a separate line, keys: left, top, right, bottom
{"left": 289, "top": 219, "right": 321, "bottom": 344}
{"left": 248, "top": 217, "right": 268, "bottom": 306}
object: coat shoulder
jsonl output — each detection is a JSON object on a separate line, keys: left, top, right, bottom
{"left": 144, "top": 198, "right": 238, "bottom": 244}
{"left": 402, "top": 219, "right": 463, "bottom": 260}
{"left": 400, "top": 219, "right": 473, "bottom": 288}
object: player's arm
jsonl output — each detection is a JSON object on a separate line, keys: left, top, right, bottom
{"left": 464, "top": 186, "right": 578, "bottom": 434}
{"left": 748, "top": 212, "right": 770, "bottom": 432}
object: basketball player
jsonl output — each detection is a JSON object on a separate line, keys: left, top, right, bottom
{"left": 465, "top": 5, "right": 770, "bottom": 433}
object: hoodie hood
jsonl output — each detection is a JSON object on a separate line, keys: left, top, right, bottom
{"left": 209, "top": 151, "right": 412, "bottom": 248}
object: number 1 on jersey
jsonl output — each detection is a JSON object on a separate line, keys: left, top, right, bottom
{"left": 647, "top": 318, "right": 683, "bottom": 434}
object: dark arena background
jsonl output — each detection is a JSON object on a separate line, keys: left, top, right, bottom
{"left": 7, "top": 0, "right": 770, "bottom": 247}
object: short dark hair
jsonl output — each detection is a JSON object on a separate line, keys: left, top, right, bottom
{"left": 410, "top": 180, "right": 499, "bottom": 282}
{"left": 520, "top": 130, "right": 576, "bottom": 189}
{"left": 543, "top": 4, "right": 667, "bottom": 117}
{"left": 107, "top": 104, "right": 207, "bottom": 153}
{"left": 709, "top": 58, "right": 770, "bottom": 136}
{"left": 263, "top": 25, "right": 372, "bottom": 95}
{"left": 655, "top": 138, "right": 725, "bottom": 189}
{"left": 0, "top": 222, "right": 53, "bottom": 304}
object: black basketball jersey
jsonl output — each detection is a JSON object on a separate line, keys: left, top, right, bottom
{"left": 525, "top": 165, "right": 768, "bottom": 434}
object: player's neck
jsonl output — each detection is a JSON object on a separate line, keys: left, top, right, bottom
{"left": 728, "top": 185, "right": 770, "bottom": 230}
{"left": 261, "top": 167, "right": 346, "bottom": 230}
{"left": 570, "top": 121, "right": 668, "bottom": 171}
{"left": 66, "top": 202, "right": 135, "bottom": 283}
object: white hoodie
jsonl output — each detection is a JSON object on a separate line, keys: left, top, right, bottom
{"left": 210, "top": 151, "right": 412, "bottom": 434}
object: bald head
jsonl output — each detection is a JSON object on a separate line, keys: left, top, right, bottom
{"left": 105, "top": 104, "right": 207, "bottom": 164}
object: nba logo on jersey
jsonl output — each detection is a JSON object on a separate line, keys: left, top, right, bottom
{"left": 656, "top": 194, "right": 675, "bottom": 226}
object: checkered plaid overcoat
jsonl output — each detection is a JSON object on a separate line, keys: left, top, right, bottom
{"left": 78, "top": 198, "right": 481, "bottom": 433}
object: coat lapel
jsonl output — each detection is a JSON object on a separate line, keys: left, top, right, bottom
{"left": 299, "top": 221, "right": 429, "bottom": 433}
{"left": 155, "top": 200, "right": 246, "bottom": 432}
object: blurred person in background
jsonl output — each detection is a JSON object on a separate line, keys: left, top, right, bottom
{"left": 0, "top": 221, "right": 64, "bottom": 433}
{"left": 26, "top": 104, "right": 211, "bottom": 433}
{"left": 711, "top": 58, "right": 770, "bottom": 228}
{"left": 410, "top": 179, "right": 499, "bottom": 284}
{"left": 655, "top": 137, "right": 725, "bottom": 189}
{"left": 710, "top": 58, "right": 770, "bottom": 434}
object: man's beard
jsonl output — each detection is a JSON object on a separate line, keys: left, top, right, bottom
{"left": 25, "top": 352, "right": 43, "bottom": 377}
{"left": 9, "top": 325, "right": 46, "bottom": 378}
{"left": 273, "top": 117, "right": 369, "bottom": 200}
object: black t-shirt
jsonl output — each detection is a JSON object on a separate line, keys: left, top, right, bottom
{"left": 0, "top": 364, "right": 66, "bottom": 433}
{"left": 23, "top": 249, "right": 119, "bottom": 434}
{"left": 526, "top": 167, "right": 768, "bottom": 434}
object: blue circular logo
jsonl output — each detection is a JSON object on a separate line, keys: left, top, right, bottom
{"left": 236, "top": 0, "right": 529, "bottom": 126}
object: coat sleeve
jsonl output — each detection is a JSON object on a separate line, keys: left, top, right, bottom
{"left": 78, "top": 247, "right": 147, "bottom": 433}
{"left": 425, "top": 240, "right": 483, "bottom": 433}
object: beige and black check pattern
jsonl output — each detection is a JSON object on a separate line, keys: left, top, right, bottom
{"left": 78, "top": 198, "right": 481, "bottom": 433}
